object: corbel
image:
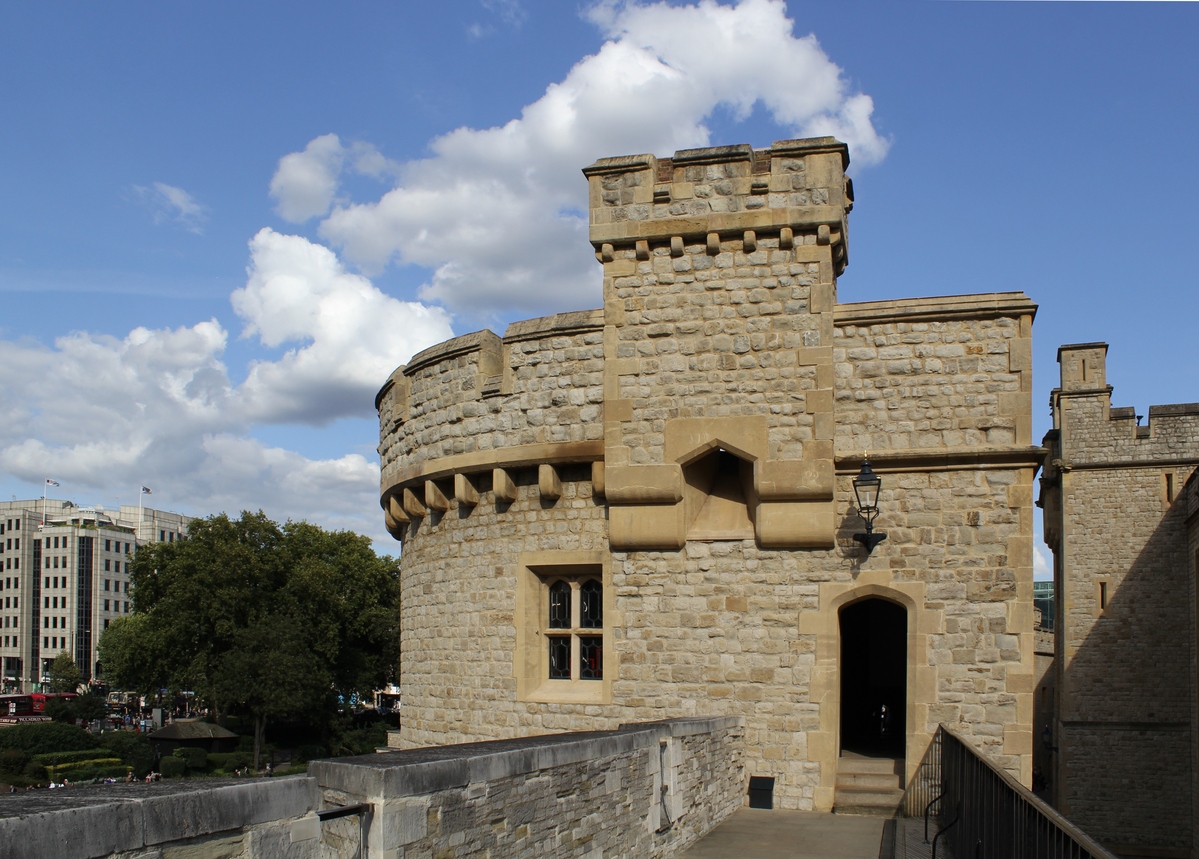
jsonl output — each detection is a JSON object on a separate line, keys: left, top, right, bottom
{"left": 591, "top": 461, "right": 606, "bottom": 498}
{"left": 706, "top": 232, "right": 720, "bottom": 255}
{"left": 670, "top": 236, "right": 684, "bottom": 258}
{"left": 635, "top": 240, "right": 650, "bottom": 261}
{"left": 539, "top": 464, "right": 562, "bottom": 502}
{"left": 493, "top": 467, "right": 518, "bottom": 503}
{"left": 454, "top": 473, "right": 479, "bottom": 507}
{"left": 387, "top": 494, "right": 410, "bottom": 524}
{"left": 402, "top": 487, "right": 426, "bottom": 519}
{"left": 600, "top": 243, "right": 615, "bottom": 263}
{"left": 779, "top": 227, "right": 794, "bottom": 250}
{"left": 743, "top": 230, "right": 757, "bottom": 253}
{"left": 423, "top": 480, "right": 449, "bottom": 512}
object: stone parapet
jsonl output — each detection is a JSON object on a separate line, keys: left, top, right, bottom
{"left": 312, "top": 717, "right": 745, "bottom": 859}
{"left": 0, "top": 777, "right": 321, "bottom": 859}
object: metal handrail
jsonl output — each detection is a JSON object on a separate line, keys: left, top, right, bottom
{"left": 906, "top": 725, "right": 1121, "bottom": 859}
{"left": 924, "top": 790, "right": 944, "bottom": 842}
{"left": 931, "top": 801, "right": 959, "bottom": 859}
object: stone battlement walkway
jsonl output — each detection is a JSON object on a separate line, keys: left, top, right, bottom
{"left": 676, "top": 809, "right": 947, "bottom": 859}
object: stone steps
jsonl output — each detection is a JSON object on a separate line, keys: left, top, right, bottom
{"left": 833, "top": 756, "right": 904, "bottom": 818}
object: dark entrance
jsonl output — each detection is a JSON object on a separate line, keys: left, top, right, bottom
{"left": 839, "top": 598, "right": 906, "bottom": 757}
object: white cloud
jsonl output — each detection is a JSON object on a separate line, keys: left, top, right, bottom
{"left": 130, "top": 182, "right": 208, "bottom": 233}
{"left": 0, "top": 233, "right": 451, "bottom": 542}
{"left": 270, "top": 133, "right": 345, "bottom": 222}
{"left": 317, "top": 0, "right": 888, "bottom": 316}
{"left": 1034, "top": 545, "right": 1052, "bottom": 581}
{"left": 270, "top": 134, "right": 401, "bottom": 223}
{"left": 231, "top": 229, "right": 453, "bottom": 424}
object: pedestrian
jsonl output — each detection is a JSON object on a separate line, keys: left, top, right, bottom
{"left": 265, "top": 762, "right": 273, "bottom": 777}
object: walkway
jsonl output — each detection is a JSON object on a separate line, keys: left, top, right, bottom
{"left": 675, "top": 810, "right": 946, "bottom": 859}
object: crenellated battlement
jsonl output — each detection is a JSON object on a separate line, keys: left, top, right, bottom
{"left": 584, "top": 138, "right": 852, "bottom": 276}
{"left": 1049, "top": 342, "right": 1199, "bottom": 466}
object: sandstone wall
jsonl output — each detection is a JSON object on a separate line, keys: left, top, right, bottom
{"left": 1041, "top": 343, "right": 1199, "bottom": 855}
{"left": 379, "top": 140, "right": 1039, "bottom": 812}
{"left": 313, "top": 717, "right": 745, "bottom": 859}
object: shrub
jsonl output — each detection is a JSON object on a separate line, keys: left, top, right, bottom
{"left": 32, "top": 749, "right": 113, "bottom": 767}
{"left": 295, "top": 744, "right": 325, "bottom": 763}
{"left": 208, "top": 751, "right": 251, "bottom": 772}
{"left": 172, "top": 747, "right": 207, "bottom": 770}
{"left": 23, "top": 762, "right": 47, "bottom": 782}
{"left": 0, "top": 722, "right": 99, "bottom": 756}
{"left": 63, "top": 763, "right": 130, "bottom": 781}
{"left": 99, "top": 732, "right": 156, "bottom": 777}
{"left": 0, "top": 749, "right": 29, "bottom": 775}
{"left": 158, "top": 756, "right": 186, "bottom": 778}
{"left": 50, "top": 757, "right": 122, "bottom": 777}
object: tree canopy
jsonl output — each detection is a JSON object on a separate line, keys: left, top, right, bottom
{"left": 47, "top": 651, "right": 82, "bottom": 693}
{"left": 98, "top": 511, "right": 398, "bottom": 767}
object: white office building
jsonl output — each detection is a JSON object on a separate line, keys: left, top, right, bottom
{"left": 0, "top": 498, "right": 191, "bottom": 692}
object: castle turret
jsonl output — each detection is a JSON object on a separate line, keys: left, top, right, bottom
{"left": 584, "top": 139, "right": 853, "bottom": 549}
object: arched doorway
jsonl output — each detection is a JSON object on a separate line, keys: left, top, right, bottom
{"left": 839, "top": 598, "right": 907, "bottom": 757}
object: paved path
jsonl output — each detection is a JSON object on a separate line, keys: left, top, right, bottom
{"left": 675, "top": 809, "right": 888, "bottom": 859}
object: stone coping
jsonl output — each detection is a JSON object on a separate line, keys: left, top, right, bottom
{"left": 834, "top": 291, "right": 1037, "bottom": 325}
{"left": 404, "top": 329, "right": 501, "bottom": 378}
{"left": 310, "top": 716, "right": 742, "bottom": 801}
{"left": 0, "top": 777, "right": 319, "bottom": 859}
{"left": 1148, "top": 403, "right": 1199, "bottom": 417}
{"left": 503, "top": 309, "right": 604, "bottom": 343}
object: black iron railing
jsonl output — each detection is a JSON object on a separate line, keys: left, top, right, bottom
{"left": 905, "top": 726, "right": 1118, "bottom": 859}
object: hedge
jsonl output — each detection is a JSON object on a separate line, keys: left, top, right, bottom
{"left": 159, "top": 756, "right": 187, "bottom": 779}
{"left": 209, "top": 751, "right": 251, "bottom": 772}
{"left": 0, "top": 722, "right": 99, "bottom": 756}
{"left": 172, "top": 747, "right": 207, "bottom": 770}
{"left": 49, "top": 757, "right": 123, "bottom": 776}
{"left": 32, "top": 749, "right": 113, "bottom": 766}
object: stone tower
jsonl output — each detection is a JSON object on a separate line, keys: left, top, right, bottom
{"left": 377, "top": 138, "right": 1040, "bottom": 811}
{"left": 1040, "top": 343, "right": 1199, "bottom": 855}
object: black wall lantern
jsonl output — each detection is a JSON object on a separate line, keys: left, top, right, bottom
{"left": 852, "top": 458, "right": 887, "bottom": 554}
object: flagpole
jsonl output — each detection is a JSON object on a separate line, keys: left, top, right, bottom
{"left": 42, "top": 478, "right": 59, "bottom": 527}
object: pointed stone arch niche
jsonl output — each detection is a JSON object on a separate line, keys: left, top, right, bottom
{"left": 605, "top": 417, "right": 835, "bottom": 550}
{"left": 682, "top": 447, "right": 756, "bottom": 542}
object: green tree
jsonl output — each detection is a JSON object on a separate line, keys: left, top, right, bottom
{"left": 47, "top": 651, "right": 82, "bottom": 693}
{"left": 98, "top": 511, "right": 398, "bottom": 769}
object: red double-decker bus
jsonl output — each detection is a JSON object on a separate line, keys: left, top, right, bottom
{"left": 0, "top": 694, "right": 35, "bottom": 719}
{"left": 29, "top": 692, "right": 76, "bottom": 714}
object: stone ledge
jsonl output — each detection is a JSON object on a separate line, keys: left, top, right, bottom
{"left": 380, "top": 440, "right": 604, "bottom": 500}
{"left": 404, "top": 329, "right": 502, "bottom": 378}
{"left": 311, "top": 717, "right": 741, "bottom": 800}
{"left": 502, "top": 309, "right": 604, "bottom": 343}
{"left": 0, "top": 777, "right": 319, "bottom": 859}
{"left": 835, "top": 291, "right": 1037, "bottom": 325}
{"left": 834, "top": 446, "right": 1047, "bottom": 473}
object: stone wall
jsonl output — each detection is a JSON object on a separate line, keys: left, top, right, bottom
{"left": 0, "top": 777, "right": 323, "bottom": 859}
{"left": 377, "top": 139, "right": 1040, "bottom": 811}
{"left": 312, "top": 716, "right": 744, "bottom": 859}
{"left": 1040, "top": 342, "right": 1199, "bottom": 856}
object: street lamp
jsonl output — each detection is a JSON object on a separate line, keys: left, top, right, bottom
{"left": 852, "top": 458, "right": 887, "bottom": 555}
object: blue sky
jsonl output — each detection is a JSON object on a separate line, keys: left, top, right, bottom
{"left": 1, "top": 1, "right": 1195, "bottom": 573}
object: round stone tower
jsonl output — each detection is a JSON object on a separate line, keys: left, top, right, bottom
{"left": 377, "top": 138, "right": 1039, "bottom": 811}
